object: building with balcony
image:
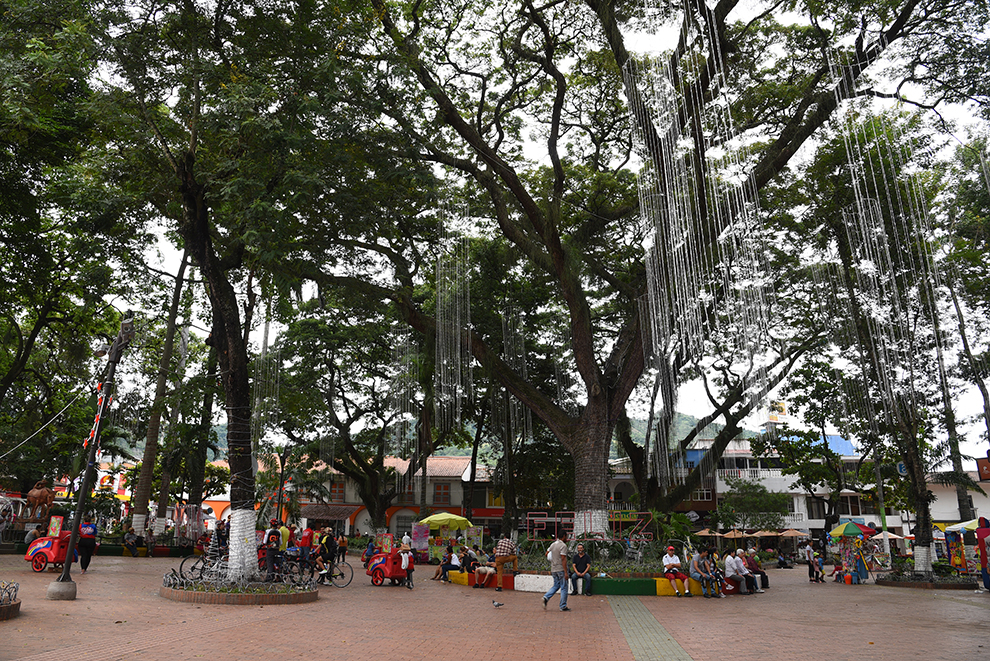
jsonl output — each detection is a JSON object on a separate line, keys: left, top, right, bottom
{"left": 609, "top": 435, "right": 990, "bottom": 538}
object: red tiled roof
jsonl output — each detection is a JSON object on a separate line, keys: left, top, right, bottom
{"left": 409, "top": 456, "right": 472, "bottom": 478}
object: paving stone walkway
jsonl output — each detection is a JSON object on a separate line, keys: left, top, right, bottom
{"left": 609, "top": 595, "right": 692, "bottom": 660}
{"left": 2, "top": 552, "right": 988, "bottom": 661}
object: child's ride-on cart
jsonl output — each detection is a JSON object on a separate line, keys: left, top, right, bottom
{"left": 25, "top": 531, "right": 78, "bottom": 572}
{"left": 366, "top": 549, "right": 408, "bottom": 586}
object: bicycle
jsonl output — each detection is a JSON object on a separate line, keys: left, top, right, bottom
{"left": 282, "top": 556, "right": 315, "bottom": 584}
{"left": 315, "top": 560, "right": 353, "bottom": 587}
{"left": 180, "top": 552, "right": 229, "bottom": 580}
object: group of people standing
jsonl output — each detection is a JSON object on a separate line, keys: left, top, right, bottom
{"left": 262, "top": 519, "right": 349, "bottom": 578}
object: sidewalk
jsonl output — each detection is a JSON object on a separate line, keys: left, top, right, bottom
{"left": 1, "top": 553, "right": 987, "bottom": 661}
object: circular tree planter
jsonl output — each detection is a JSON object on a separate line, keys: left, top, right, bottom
{"left": 0, "top": 600, "right": 21, "bottom": 621}
{"left": 160, "top": 585, "right": 318, "bottom": 605}
{"left": 875, "top": 578, "right": 978, "bottom": 590}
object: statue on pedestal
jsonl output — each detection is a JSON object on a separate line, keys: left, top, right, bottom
{"left": 25, "top": 481, "right": 55, "bottom": 520}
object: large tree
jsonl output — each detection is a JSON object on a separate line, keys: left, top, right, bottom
{"left": 0, "top": 0, "right": 149, "bottom": 491}
{"left": 294, "top": 0, "right": 988, "bottom": 528}
{"left": 88, "top": 0, "right": 383, "bottom": 576}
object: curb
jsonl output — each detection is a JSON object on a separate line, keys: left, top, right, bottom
{"left": 159, "top": 586, "right": 319, "bottom": 605}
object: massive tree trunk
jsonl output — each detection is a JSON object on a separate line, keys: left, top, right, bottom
{"left": 177, "top": 155, "right": 255, "bottom": 579}
{"left": 132, "top": 251, "right": 188, "bottom": 535}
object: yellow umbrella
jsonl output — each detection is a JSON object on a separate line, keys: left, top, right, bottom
{"left": 418, "top": 512, "right": 473, "bottom": 530}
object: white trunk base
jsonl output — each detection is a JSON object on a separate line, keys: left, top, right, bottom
{"left": 914, "top": 544, "right": 934, "bottom": 573}
{"left": 153, "top": 505, "right": 167, "bottom": 535}
{"left": 131, "top": 513, "right": 147, "bottom": 535}
{"left": 572, "top": 509, "right": 608, "bottom": 542}
{"left": 227, "top": 509, "right": 256, "bottom": 581}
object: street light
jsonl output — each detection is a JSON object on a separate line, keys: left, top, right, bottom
{"left": 48, "top": 316, "right": 136, "bottom": 601}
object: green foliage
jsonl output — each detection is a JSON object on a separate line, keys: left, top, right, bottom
{"left": 715, "top": 477, "right": 789, "bottom": 531}
{"left": 650, "top": 510, "right": 695, "bottom": 545}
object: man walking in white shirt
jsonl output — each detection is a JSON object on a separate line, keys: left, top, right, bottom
{"left": 542, "top": 531, "right": 570, "bottom": 612}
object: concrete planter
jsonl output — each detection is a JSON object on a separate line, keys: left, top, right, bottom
{"left": 0, "top": 600, "right": 20, "bottom": 621}
{"left": 514, "top": 573, "right": 554, "bottom": 593}
{"left": 875, "top": 579, "right": 978, "bottom": 590}
{"left": 159, "top": 586, "right": 319, "bottom": 605}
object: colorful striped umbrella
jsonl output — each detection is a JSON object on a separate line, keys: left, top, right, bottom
{"left": 830, "top": 521, "right": 874, "bottom": 537}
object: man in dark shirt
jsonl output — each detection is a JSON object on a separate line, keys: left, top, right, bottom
{"left": 570, "top": 543, "right": 592, "bottom": 596}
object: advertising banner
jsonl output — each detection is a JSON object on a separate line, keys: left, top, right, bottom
{"left": 465, "top": 526, "right": 482, "bottom": 550}
{"left": 411, "top": 523, "right": 430, "bottom": 551}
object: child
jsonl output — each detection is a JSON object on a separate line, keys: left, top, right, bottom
{"left": 399, "top": 543, "right": 415, "bottom": 590}
{"left": 814, "top": 552, "right": 825, "bottom": 583}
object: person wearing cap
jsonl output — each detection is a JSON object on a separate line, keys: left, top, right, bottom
{"left": 286, "top": 524, "right": 297, "bottom": 548}
{"left": 398, "top": 543, "right": 415, "bottom": 589}
{"left": 661, "top": 545, "right": 692, "bottom": 597}
{"left": 315, "top": 526, "right": 336, "bottom": 577}
{"left": 813, "top": 551, "right": 825, "bottom": 583}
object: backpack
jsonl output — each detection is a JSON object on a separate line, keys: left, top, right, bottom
{"left": 267, "top": 530, "right": 281, "bottom": 548}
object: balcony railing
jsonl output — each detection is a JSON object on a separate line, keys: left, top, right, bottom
{"left": 716, "top": 468, "right": 785, "bottom": 481}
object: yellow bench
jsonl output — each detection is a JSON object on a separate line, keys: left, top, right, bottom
{"left": 655, "top": 577, "right": 717, "bottom": 596}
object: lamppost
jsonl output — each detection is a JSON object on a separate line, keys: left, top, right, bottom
{"left": 48, "top": 316, "right": 136, "bottom": 601}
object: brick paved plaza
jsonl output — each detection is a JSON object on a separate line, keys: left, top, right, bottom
{"left": 2, "top": 553, "right": 988, "bottom": 661}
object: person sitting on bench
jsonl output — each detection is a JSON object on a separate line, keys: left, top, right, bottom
{"left": 744, "top": 549, "right": 769, "bottom": 589}
{"left": 725, "top": 548, "right": 761, "bottom": 594}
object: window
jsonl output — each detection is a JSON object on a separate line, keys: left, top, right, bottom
{"left": 487, "top": 491, "right": 504, "bottom": 507}
{"left": 691, "top": 489, "right": 713, "bottom": 502}
{"left": 839, "top": 495, "right": 860, "bottom": 516}
{"left": 330, "top": 482, "right": 345, "bottom": 503}
{"left": 398, "top": 482, "right": 414, "bottom": 504}
{"left": 395, "top": 515, "right": 413, "bottom": 536}
{"left": 434, "top": 482, "right": 450, "bottom": 505}
{"left": 807, "top": 497, "right": 827, "bottom": 520}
